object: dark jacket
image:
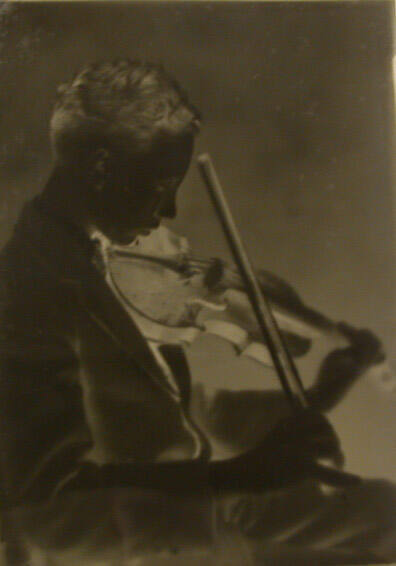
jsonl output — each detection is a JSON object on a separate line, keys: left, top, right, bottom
{"left": 0, "top": 197, "right": 207, "bottom": 507}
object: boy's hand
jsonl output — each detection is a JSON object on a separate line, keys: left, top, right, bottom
{"left": 309, "top": 324, "right": 386, "bottom": 411}
{"left": 235, "top": 409, "right": 344, "bottom": 490}
{"left": 337, "top": 323, "right": 385, "bottom": 369}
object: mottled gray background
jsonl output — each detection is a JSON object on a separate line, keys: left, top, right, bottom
{"left": 0, "top": 1, "right": 394, "bottom": 479}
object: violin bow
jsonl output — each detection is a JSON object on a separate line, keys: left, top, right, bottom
{"left": 197, "top": 153, "right": 361, "bottom": 488}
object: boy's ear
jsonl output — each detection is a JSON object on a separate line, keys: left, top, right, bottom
{"left": 91, "top": 148, "right": 111, "bottom": 192}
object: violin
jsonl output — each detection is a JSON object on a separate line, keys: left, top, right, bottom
{"left": 97, "top": 225, "right": 391, "bottom": 393}
{"left": 94, "top": 153, "right": 392, "bottom": 488}
{"left": 102, "top": 225, "right": 347, "bottom": 371}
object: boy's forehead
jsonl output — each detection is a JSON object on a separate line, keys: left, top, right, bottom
{"left": 115, "top": 130, "right": 194, "bottom": 178}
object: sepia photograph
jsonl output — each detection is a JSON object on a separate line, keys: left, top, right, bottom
{"left": 0, "top": 1, "right": 395, "bottom": 564}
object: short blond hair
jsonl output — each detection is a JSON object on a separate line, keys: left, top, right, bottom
{"left": 50, "top": 59, "right": 201, "bottom": 163}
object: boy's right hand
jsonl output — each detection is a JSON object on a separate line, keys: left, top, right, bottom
{"left": 235, "top": 409, "right": 344, "bottom": 490}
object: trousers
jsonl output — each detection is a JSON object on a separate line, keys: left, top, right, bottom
{"left": 3, "top": 477, "right": 396, "bottom": 565}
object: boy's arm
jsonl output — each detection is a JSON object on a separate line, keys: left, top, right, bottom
{"left": 55, "top": 407, "right": 342, "bottom": 499}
